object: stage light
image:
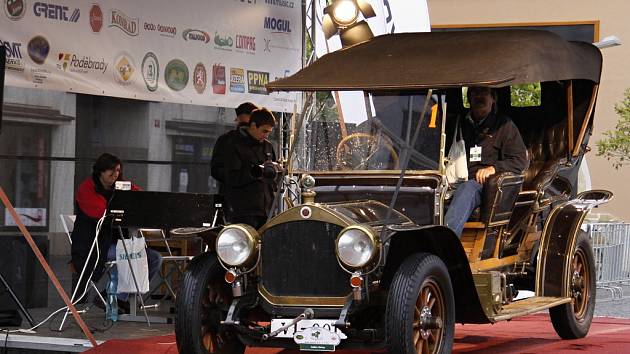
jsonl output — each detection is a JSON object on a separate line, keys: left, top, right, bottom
{"left": 323, "top": 0, "right": 376, "bottom": 47}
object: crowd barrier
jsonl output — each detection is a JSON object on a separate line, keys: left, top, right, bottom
{"left": 586, "top": 222, "right": 630, "bottom": 300}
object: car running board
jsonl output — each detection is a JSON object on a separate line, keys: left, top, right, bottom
{"left": 490, "top": 296, "right": 571, "bottom": 322}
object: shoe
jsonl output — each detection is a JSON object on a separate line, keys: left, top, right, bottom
{"left": 92, "top": 290, "right": 107, "bottom": 311}
{"left": 117, "top": 299, "right": 130, "bottom": 314}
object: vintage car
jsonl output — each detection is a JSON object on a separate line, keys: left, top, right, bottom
{"left": 175, "top": 29, "right": 612, "bottom": 354}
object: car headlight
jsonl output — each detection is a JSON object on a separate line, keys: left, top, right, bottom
{"left": 216, "top": 224, "right": 259, "bottom": 266}
{"left": 336, "top": 225, "right": 378, "bottom": 268}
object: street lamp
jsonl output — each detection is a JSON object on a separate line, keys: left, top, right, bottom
{"left": 322, "top": 0, "right": 376, "bottom": 47}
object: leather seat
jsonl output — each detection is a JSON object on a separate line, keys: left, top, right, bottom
{"left": 522, "top": 122, "right": 566, "bottom": 192}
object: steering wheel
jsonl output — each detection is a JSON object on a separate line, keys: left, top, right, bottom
{"left": 336, "top": 133, "right": 400, "bottom": 170}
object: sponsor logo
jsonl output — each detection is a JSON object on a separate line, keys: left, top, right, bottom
{"left": 264, "top": 17, "right": 291, "bottom": 33}
{"left": 211, "top": 64, "right": 226, "bottom": 94}
{"left": 213, "top": 31, "right": 233, "bottom": 50}
{"left": 265, "top": 0, "right": 294, "bottom": 8}
{"left": 27, "top": 35, "right": 49, "bottom": 64}
{"left": 229, "top": 67, "right": 245, "bottom": 93}
{"left": 235, "top": 35, "right": 255, "bottom": 53}
{"left": 113, "top": 52, "right": 136, "bottom": 85}
{"left": 164, "top": 59, "right": 189, "bottom": 91}
{"left": 263, "top": 36, "right": 299, "bottom": 53}
{"left": 141, "top": 52, "right": 159, "bottom": 92}
{"left": 4, "top": 0, "right": 25, "bottom": 20}
{"left": 247, "top": 70, "right": 268, "bottom": 95}
{"left": 109, "top": 9, "right": 139, "bottom": 36}
{"left": 89, "top": 4, "right": 102, "bottom": 33}
{"left": 193, "top": 63, "right": 206, "bottom": 94}
{"left": 1, "top": 40, "right": 25, "bottom": 72}
{"left": 182, "top": 29, "right": 210, "bottom": 43}
{"left": 33, "top": 2, "right": 80, "bottom": 22}
{"left": 57, "top": 52, "right": 107, "bottom": 73}
{"left": 144, "top": 22, "right": 176, "bottom": 37}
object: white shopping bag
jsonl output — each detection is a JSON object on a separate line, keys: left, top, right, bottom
{"left": 115, "top": 237, "right": 149, "bottom": 294}
{"left": 445, "top": 117, "right": 469, "bottom": 184}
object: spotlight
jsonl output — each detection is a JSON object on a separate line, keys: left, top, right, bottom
{"left": 323, "top": 0, "right": 376, "bottom": 47}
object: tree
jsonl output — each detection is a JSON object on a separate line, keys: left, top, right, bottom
{"left": 597, "top": 88, "right": 630, "bottom": 169}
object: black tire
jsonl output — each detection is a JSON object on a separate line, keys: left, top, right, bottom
{"left": 549, "top": 230, "right": 596, "bottom": 339}
{"left": 175, "top": 252, "right": 245, "bottom": 354}
{"left": 386, "top": 253, "right": 455, "bottom": 354}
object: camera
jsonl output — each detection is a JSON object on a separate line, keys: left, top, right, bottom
{"left": 251, "top": 161, "right": 285, "bottom": 183}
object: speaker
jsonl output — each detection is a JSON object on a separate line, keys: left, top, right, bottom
{"left": 0, "top": 235, "right": 49, "bottom": 311}
{"left": 0, "top": 45, "right": 4, "bottom": 134}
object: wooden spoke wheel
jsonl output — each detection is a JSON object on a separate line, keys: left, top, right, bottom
{"left": 175, "top": 253, "right": 245, "bottom": 354}
{"left": 386, "top": 253, "right": 454, "bottom": 354}
{"left": 549, "top": 230, "right": 596, "bottom": 339}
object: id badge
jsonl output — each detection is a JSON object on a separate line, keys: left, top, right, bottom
{"left": 470, "top": 145, "right": 482, "bottom": 162}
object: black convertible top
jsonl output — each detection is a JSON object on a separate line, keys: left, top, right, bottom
{"left": 267, "top": 30, "right": 602, "bottom": 92}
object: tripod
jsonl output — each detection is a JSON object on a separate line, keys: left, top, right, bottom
{"left": 0, "top": 271, "right": 35, "bottom": 327}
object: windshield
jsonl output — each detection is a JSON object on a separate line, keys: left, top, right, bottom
{"left": 291, "top": 91, "right": 443, "bottom": 173}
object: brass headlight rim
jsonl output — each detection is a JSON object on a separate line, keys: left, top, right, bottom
{"left": 216, "top": 223, "right": 260, "bottom": 268}
{"left": 335, "top": 224, "right": 381, "bottom": 270}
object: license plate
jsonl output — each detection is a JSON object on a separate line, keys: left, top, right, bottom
{"left": 270, "top": 319, "right": 347, "bottom": 339}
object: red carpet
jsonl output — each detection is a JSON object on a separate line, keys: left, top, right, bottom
{"left": 85, "top": 314, "right": 630, "bottom": 353}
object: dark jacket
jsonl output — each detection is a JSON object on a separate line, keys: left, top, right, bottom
{"left": 460, "top": 111, "right": 529, "bottom": 177}
{"left": 221, "top": 128, "right": 276, "bottom": 218}
{"left": 211, "top": 124, "right": 249, "bottom": 185}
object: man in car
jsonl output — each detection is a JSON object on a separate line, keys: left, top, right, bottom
{"left": 219, "top": 108, "right": 278, "bottom": 228}
{"left": 445, "top": 86, "right": 528, "bottom": 236}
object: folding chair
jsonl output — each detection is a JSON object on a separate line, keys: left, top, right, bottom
{"left": 57, "top": 214, "right": 109, "bottom": 331}
{"left": 140, "top": 229, "right": 193, "bottom": 301}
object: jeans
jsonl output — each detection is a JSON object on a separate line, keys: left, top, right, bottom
{"left": 445, "top": 180, "right": 483, "bottom": 237}
{"left": 107, "top": 244, "right": 163, "bottom": 301}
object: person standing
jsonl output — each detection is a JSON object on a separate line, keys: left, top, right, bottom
{"left": 211, "top": 102, "right": 258, "bottom": 211}
{"left": 220, "top": 108, "right": 278, "bottom": 228}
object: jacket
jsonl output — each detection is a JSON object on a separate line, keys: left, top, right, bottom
{"left": 221, "top": 128, "right": 276, "bottom": 218}
{"left": 460, "top": 111, "right": 529, "bottom": 178}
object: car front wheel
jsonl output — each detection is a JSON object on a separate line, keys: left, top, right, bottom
{"left": 549, "top": 230, "right": 596, "bottom": 339}
{"left": 175, "top": 252, "right": 245, "bottom": 354}
{"left": 386, "top": 253, "right": 455, "bottom": 354}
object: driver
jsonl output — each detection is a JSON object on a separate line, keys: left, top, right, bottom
{"left": 219, "top": 108, "right": 278, "bottom": 228}
{"left": 445, "top": 86, "right": 528, "bottom": 236}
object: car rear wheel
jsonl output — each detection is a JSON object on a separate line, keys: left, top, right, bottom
{"left": 175, "top": 252, "right": 245, "bottom": 354}
{"left": 386, "top": 253, "right": 455, "bottom": 354}
{"left": 549, "top": 230, "right": 596, "bottom": 339}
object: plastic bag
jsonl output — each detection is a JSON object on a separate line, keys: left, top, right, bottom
{"left": 445, "top": 117, "right": 469, "bottom": 184}
{"left": 115, "top": 237, "right": 149, "bottom": 294}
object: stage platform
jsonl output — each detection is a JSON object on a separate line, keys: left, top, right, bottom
{"left": 1, "top": 256, "right": 629, "bottom": 353}
{"left": 3, "top": 311, "right": 630, "bottom": 353}
{"left": 80, "top": 313, "right": 630, "bottom": 354}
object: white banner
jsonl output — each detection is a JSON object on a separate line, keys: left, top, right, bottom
{"left": 0, "top": 0, "right": 302, "bottom": 112}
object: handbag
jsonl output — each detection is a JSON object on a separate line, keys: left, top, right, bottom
{"left": 445, "top": 117, "right": 469, "bottom": 184}
{"left": 115, "top": 237, "right": 150, "bottom": 294}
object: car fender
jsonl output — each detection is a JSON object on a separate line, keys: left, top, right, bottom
{"left": 536, "top": 190, "right": 613, "bottom": 297}
{"left": 381, "top": 224, "right": 490, "bottom": 324}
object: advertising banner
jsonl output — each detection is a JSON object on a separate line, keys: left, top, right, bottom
{"left": 0, "top": 0, "right": 302, "bottom": 112}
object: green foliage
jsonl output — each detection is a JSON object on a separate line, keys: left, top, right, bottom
{"left": 510, "top": 83, "right": 541, "bottom": 107}
{"left": 597, "top": 88, "right": 630, "bottom": 169}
